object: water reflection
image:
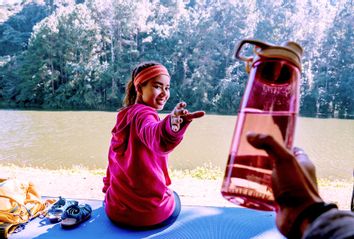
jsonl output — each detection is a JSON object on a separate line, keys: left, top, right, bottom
{"left": 0, "top": 110, "right": 353, "bottom": 180}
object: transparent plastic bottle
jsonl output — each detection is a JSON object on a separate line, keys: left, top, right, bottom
{"left": 221, "top": 39, "right": 303, "bottom": 211}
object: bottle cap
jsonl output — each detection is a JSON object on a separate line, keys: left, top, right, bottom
{"left": 235, "top": 39, "right": 303, "bottom": 70}
{"left": 257, "top": 41, "right": 303, "bottom": 69}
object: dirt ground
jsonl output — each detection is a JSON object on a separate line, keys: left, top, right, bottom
{"left": 0, "top": 166, "right": 352, "bottom": 210}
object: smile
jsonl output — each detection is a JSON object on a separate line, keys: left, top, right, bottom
{"left": 156, "top": 99, "right": 166, "bottom": 105}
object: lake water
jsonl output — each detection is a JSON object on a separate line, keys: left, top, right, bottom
{"left": 0, "top": 110, "right": 353, "bottom": 180}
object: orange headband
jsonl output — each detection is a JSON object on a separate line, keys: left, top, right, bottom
{"left": 134, "top": 65, "right": 170, "bottom": 87}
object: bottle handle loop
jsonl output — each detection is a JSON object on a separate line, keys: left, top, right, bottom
{"left": 235, "top": 39, "right": 273, "bottom": 74}
{"left": 235, "top": 39, "right": 272, "bottom": 61}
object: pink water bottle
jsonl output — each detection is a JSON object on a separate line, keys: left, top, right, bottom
{"left": 221, "top": 39, "right": 303, "bottom": 211}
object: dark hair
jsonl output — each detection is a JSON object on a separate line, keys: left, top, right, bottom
{"left": 123, "top": 61, "right": 161, "bottom": 106}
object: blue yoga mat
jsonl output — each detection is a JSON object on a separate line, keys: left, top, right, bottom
{"left": 10, "top": 199, "right": 285, "bottom": 239}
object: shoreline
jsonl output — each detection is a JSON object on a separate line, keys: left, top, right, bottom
{"left": 0, "top": 165, "right": 352, "bottom": 210}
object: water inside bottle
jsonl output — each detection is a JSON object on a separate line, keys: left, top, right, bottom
{"left": 221, "top": 109, "right": 297, "bottom": 211}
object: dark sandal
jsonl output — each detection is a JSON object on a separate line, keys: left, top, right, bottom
{"left": 60, "top": 204, "right": 92, "bottom": 228}
{"left": 47, "top": 197, "right": 78, "bottom": 223}
{"left": 0, "top": 222, "right": 19, "bottom": 239}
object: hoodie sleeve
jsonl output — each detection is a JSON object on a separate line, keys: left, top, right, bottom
{"left": 303, "top": 209, "right": 354, "bottom": 239}
{"left": 134, "top": 107, "right": 189, "bottom": 154}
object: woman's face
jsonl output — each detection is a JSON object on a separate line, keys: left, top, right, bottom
{"left": 138, "top": 75, "right": 170, "bottom": 110}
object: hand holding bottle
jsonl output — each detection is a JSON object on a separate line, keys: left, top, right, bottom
{"left": 246, "top": 132, "right": 323, "bottom": 237}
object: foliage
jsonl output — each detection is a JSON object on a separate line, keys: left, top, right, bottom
{"left": 170, "top": 163, "right": 223, "bottom": 180}
{"left": 0, "top": 2, "right": 47, "bottom": 56}
{"left": 0, "top": 0, "right": 353, "bottom": 118}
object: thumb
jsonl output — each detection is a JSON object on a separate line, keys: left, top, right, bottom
{"left": 184, "top": 111, "right": 205, "bottom": 121}
{"left": 293, "top": 147, "right": 318, "bottom": 188}
{"left": 246, "top": 132, "right": 294, "bottom": 165}
{"left": 189, "top": 111, "right": 205, "bottom": 119}
{"left": 247, "top": 132, "right": 320, "bottom": 201}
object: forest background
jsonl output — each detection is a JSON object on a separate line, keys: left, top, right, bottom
{"left": 0, "top": 0, "right": 353, "bottom": 118}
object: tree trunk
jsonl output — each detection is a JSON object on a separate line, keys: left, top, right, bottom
{"left": 51, "top": 58, "right": 54, "bottom": 94}
{"left": 110, "top": 32, "right": 116, "bottom": 97}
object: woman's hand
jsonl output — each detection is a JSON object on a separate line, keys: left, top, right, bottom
{"left": 170, "top": 102, "right": 205, "bottom": 132}
{"left": 246, "top": 132, "right": 323, "bottom": 237}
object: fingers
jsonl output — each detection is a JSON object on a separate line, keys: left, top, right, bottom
{"left": 172, "top": 102, "right": 187, "bottom": 116}
{"left": 170, "top": 116, "right": 182, "bottom": 132}
{"left": 171, "top": 116, "right": 183, "bottom": 125}
{"left": 247, "top": 132, "right": 320, "bottom": 198}
{"left": 170, "top": 102, "right": 186, "bottom": 132}
{"left": 247, "top": 132, "right": 322, "bottom": 237}
{"left": 246, "top": 132, "right": 294, "bottom": 164}
{"left": 171, "top": 125, "right": 179, "bottom": 132}
{"left": 190, "top": 111, "right": 205, "bottom": 118}
{"left": 170, "top": 102, "right": 204, "bottom": 132}
{"left": 246, "top": 132, "right": 316, "bottom": 179}
{"left": 184, "top": 111, "right": 205, "bottom": 121}
{"left": 293, "top": 147, "right": 318, "bottom": 188}
{"left": 246, "top": 132, "right": 316, "bottom": 194}
{"left": 247, "top": 133, "right": 316, "bottom": 179}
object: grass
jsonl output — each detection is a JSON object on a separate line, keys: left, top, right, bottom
{"left": 1, "top": 163, "right": 223, "bottom": 180}
{"left": 1, "top": 164, "right": 352, "bottom": 187}
{"left": 317, "top": 177, "right": 353, "bottom": 188}
{"left": 170, "top": 163, "right": 223, "bottom": 180}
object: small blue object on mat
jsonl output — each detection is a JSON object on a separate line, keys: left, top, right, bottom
{"left": 10, "top": 199, "right": 284, "bottom": 239}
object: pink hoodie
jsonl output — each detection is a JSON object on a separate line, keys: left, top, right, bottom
{"left": 103, "top": 103, "right": 189, "bottom": 226}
